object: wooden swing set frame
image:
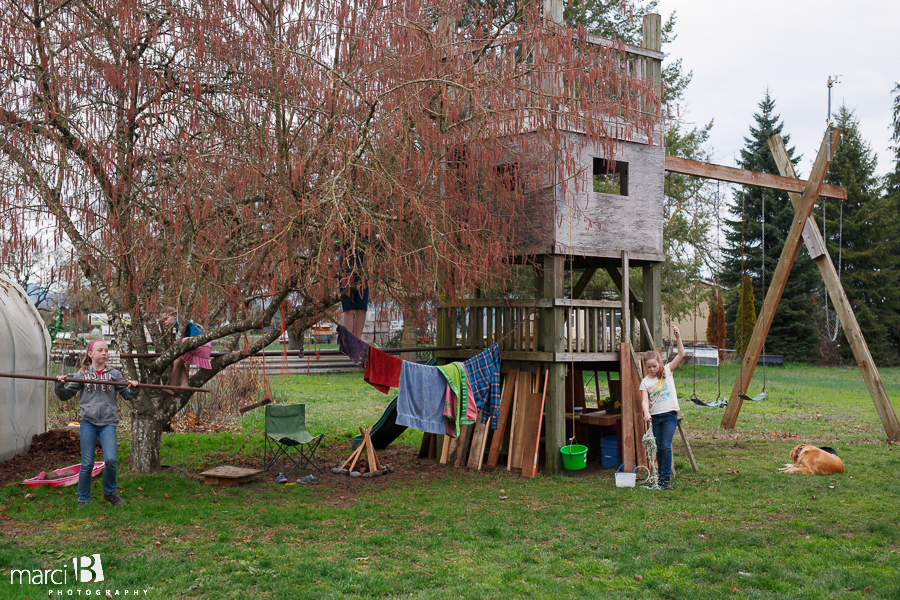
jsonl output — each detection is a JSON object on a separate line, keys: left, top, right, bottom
{"left": 665, "top": 129, "right": 900, "bottom": 441}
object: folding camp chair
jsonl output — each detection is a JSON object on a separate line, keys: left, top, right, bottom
{"left": 263, "top": 404, "right": 324, "bottom": 476}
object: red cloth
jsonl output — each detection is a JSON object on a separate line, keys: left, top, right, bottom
{"left": 364, "top": 346, "right": 402, "bottom": 393}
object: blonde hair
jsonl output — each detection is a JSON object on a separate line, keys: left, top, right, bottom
{"left": 644, "top": 350, "right": 661, "bottom": 363}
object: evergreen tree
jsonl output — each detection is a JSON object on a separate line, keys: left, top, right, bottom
{"left": 734, "top": 275, "right": 757, "bottom": 357}
{"left": 885, "top": 83, "right": 900, "bottom": 198}
{"left": 722, "top": 92, "right": 820, "bottom": 361}
{"left": 705, "top": 288, "right": 726, "bottom": 349}
{"left": 821, "top": 106, "right": 900, "bottom": 363}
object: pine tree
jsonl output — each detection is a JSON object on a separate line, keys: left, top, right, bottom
{"left": 885, "top": 83, "right": 900, "bottom": 198}
{"left": 722, "top": 92, "right": 820, "bottom": 361}
{"left": 705, "top": 288, "right": 726, "bottom": 349}
{"left": 822, "top": 106, "right": 900, "bottom": 363}
{"left": 734, "top": 275, "right": 758, "bottom": 357}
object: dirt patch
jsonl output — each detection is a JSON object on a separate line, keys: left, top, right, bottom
{"left": 0, "top": 429, "right": 104, "bottom": 487}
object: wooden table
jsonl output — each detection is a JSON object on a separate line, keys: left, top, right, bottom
{"left": 567, "top": 410, "right": 622, "bottom": 465}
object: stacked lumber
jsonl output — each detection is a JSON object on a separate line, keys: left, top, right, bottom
{"left": 619, "top": 342, "right": 650, "bottom": 469}
{"left": 418, "top": 368, "right": 548, "bottom": 478}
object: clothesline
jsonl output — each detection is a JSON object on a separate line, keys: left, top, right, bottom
{"left": 336, "top": 325, "right": 502, "bottom": 435}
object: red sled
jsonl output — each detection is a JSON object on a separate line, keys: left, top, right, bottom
{"left": 23, "top": 462, "right": 104, "bottom": 488}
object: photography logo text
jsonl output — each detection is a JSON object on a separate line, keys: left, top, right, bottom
{"left": 8, "top": 554, "right": 149, "bottom": 596}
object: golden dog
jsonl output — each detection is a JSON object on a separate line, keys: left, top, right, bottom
{"left": 779, "top": 444, "right": 844, "bottom": 475}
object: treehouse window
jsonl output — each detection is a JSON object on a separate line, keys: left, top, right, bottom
{"left": 593, "top": 158, "right": 628, "bottom": 196}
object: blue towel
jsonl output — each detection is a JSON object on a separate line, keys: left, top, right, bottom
{"left": 396, "top": 361, "right": 450, "bottom": 436}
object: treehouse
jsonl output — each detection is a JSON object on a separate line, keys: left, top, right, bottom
{"left": 435, "top": 11, "right": 665, "bottom": 474}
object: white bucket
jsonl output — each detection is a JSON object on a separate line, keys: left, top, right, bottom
{"left": 615, "top": 463, "right": 636, "bottom": 487}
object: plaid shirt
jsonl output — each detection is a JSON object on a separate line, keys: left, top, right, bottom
{"left": 464, "top": 344, "right": 501, "bottom": 429}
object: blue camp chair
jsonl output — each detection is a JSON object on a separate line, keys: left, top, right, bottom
{"left": 263, "top": 404, "right": 324, "bottom": 476}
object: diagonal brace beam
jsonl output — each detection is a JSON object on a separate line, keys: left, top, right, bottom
{"left": 720, "top": 129, "right": 838, "bottom": 430}
{"left": 767, "top": 135, "right": 900, "bottom": 441}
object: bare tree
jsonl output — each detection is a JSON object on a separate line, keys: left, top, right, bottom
{"left": 0, "top": 0, "right": 655, "bottom": 471}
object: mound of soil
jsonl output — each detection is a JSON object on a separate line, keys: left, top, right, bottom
{"left": 0, "top": 429, "right": 102, "bottom": 487}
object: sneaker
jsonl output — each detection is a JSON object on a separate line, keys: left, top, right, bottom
{"left": 297, "top": 474, "right": 319, "bottom": 485}
{"left": 77, "top": 500, "right": 90, "bottom": 509}
{"left": 103, "top": 493, "right": 126, "bottom": 506}
{"left": 660, "top": 480, "right": 674, "bottom": 490}
{"left": 275, "top": 472, "right": 288, "bottom": 484}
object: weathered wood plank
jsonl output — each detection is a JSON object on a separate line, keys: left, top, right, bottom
{"left": 665, "top": 155, "right": 847, "bottom": 200}
{"left": 487, "top": 370, "right": 518, "bottom": 467}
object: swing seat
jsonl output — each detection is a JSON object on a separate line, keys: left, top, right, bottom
{"left": 739, "top": 391, "right": 768, "bottom": 402}
{"left": 689, "top": 395, "right": 727, "bottom": 408}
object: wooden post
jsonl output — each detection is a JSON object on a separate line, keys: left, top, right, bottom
{"left": 542, "top": 254, "right": 566, "bottom": 474}
{"left": 768, "top": 135, "right": 900, "bottom": 441}
{"left": 642, "top": 14, "right": 662, "bottom": 121}
{"left": 642, "top": 263, "right": 661, "bottom": 352}
{"left": 622, "top": 251, "right": 630, "bottom": 345}
{"left": 720, "top": 129, "right": 838, "bottom": 430}
{"left": 620, "top": 342, "right": 636, "bottom": 466}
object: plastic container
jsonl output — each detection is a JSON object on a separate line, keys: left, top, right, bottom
{"left": 560, "top": 444, "right": 588, "bottom": 470}
{"left": 615, "top": 463, "right": 636, "bottom": 487}
{"left": 600, "top": 435, "right": 619, "bottom": 468}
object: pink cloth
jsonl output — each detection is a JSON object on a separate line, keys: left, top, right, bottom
{"left": 466, "top": 382, "right": 478, "bottom": 421}
{"left": 442, "top": 384, "right": 457, "bottom": 437}
{"left": 181, "top": 342, "right": 212, "bottom": 369}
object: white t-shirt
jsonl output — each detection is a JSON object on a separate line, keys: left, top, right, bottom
{"left": 639, "top": 364, "right": 680, "bottom": 416}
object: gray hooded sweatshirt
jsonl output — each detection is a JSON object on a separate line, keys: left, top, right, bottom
{"left": 55, "top": 368, "right": 139, "bottom": 427}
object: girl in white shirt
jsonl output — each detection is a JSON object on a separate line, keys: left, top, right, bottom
{"left": 639, "top": 326, "right": 685, "bottom": 490}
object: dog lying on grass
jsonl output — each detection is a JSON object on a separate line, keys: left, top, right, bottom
{"left": 779, "top": 444, "right": 844, "bottom": 475}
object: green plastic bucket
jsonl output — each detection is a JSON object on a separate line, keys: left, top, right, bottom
{"left": 560, "top": 444, "right": 588, "bottom": 470}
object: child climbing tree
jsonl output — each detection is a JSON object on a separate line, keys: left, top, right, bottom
{"left": 0, "top": 0, "right": 657, "bottom": 471}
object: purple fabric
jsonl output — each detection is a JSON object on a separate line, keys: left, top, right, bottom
{"left": 337, "top": 324, "right": 369, "bottom": 368}
{"left": 464, "top": 344, "right": 501, "bottom": 429}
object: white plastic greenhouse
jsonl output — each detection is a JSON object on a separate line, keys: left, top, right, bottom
{"left": 0, "top": 275, "right": 50, "bottom": 462}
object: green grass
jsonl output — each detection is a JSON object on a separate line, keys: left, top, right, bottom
{"left": 2, "top": 364, "right": 899, "bottom": 599}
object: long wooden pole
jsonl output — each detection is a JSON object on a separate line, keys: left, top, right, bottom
{"left": 768, "top": 135, "right": 900, "bottom": 440}
{"left": 118, "top": 345, "right": 463, "bottom": 359}
{"left": 720, "top": 129, "right": 838, "bottom": 430}
{"left": 0, "top": 372, "right": 209, "bottom": 393}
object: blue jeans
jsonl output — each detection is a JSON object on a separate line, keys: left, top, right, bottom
{"left": 651, "top": 410, "right": 678, "bottom": 483}
{"left": 79, "top": 421, "right": 118, "bottom": 502}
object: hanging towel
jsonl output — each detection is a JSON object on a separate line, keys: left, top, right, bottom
{"left": 397, "top": 361, "right": 453, "bottom": 436}
{"left": 364, "top": 346, "right": 402, "bottom": 393}
{"left": 464, "top": 343, "right": 501, "bottom": 428}
{"left": 337, "top": 324, "right": 369, "bottom": 368}
{"left": 442, "top": 384, "right": 457, "bottom": 437}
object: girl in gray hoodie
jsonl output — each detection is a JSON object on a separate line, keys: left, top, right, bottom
{"left": 55, "top": 340, "right": 138, "bottom": 508}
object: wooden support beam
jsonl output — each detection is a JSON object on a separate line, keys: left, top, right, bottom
{"left": 664, "top": 155, "right": 847, "bottom": 200}
{"left": 605, "top": 267, "right": 643, "bottom": 318}
{"left": 572, "top": 267, "right": 597, "bottom": 300}
{"left": 542, "top": 255, "right": 567, "bottom": 474}
{"left": 721, "top": 129, "right": 838, "bottom": 430}
{"left": 768, "top": 135, "right": 900, "bottom": 441}
{"left": 642, "top": 263, "right": 662, "bottom": 351}
{"left": 622, "top": 252, "right": 630, "bottom": 345}
{"left": 619, "top": 343, "right": 636, "bottom": 466}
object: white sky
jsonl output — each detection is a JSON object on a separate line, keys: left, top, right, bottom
{"left": 655, "top": 0, "right": 900, "bottom": 178}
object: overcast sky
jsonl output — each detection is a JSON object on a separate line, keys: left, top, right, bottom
{"left": 655, "top": 0, "right": 899, "bottom": 179}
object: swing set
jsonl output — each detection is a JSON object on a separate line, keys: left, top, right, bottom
{"left": 665, "top": 126, "right": 899, "bottom": 440}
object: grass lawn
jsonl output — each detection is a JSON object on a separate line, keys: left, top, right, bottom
{"left": 2, "top": 363, "right": 899, "bottom": 599}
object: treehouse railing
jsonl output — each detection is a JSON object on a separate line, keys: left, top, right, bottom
{"left": 436, "top": 298, "right": 623, "bottom": 361}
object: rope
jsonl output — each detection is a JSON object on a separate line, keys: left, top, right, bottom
{"left": 641, "top": 427, "right": 660, "bottom": 489}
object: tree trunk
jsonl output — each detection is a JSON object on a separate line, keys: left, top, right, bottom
{"left": 129, "top": 412, "right": 166, "bottom": 472}
{"left": 287, "top": 328, "right": 304, "bottom": 351}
